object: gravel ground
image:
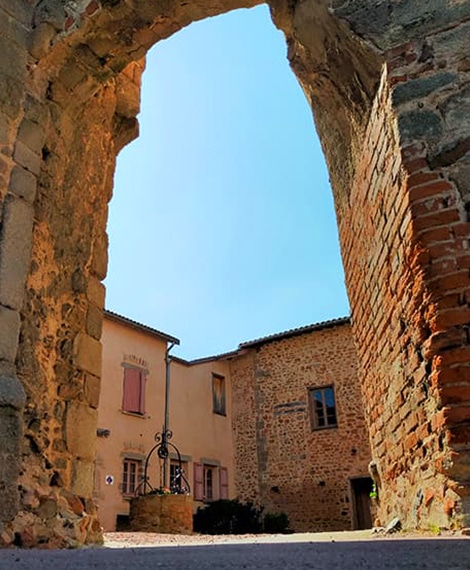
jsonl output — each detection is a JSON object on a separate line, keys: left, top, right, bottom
{"left": 104, "top": 530, "right": 462, "bottom": 548}
{"left": 103, "top": 529, "right": 377, "bottom": 548}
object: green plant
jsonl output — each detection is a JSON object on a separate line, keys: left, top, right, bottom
{"left": 263, "top": 512, "right": 290, "bottom": 533}
{"left": 193, "top": 499, "right": 263, "bottom": 535}
{"left": 369, "top": 483, "right": 378, "bottom": 500}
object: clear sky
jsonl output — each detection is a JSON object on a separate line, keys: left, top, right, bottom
{"left": 104, "top": 5, "right": 349, "bottom": 360}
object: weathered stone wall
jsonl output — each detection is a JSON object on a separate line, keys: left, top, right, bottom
{"left": 0, "top": 0, "right": 470, "bottom": 546}
{"left": 231, "top": 322, "right": 372, "bottom": 532}
{"left": 130, "top": 495, "right": 193, "bottom": 534}
{"left": 331, "top": 8, "right": 470, "bottom": 530}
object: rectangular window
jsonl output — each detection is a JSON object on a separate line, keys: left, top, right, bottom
{"left": 308, "top": 385, "right": 337, "bottom": 430}
{"left": 204, "top": 465, "right": 214, "bottom": 501}
{"left": 122, "top": 459, "right": 142, "bottom": 495}
{"left": 193, "top": 462, "right": 222, "bottom": 501}
{"left": 122, "top": 367, "right": 146, "bottom": 415}
{"left": 212, "top": 373, "right": 226, "bottom": 415}
{"left": 170, "top": 460, "right": 189, "bottom": 493}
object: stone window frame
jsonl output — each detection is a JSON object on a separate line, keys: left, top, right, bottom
{"left": 121, "top": 456, "right": 144, "bottom": 497}
{"left": 308, "top": 385, "right": 338, "bottom": 430}
{"left": 194, "top": 458, "right": 222, "bottom": 502}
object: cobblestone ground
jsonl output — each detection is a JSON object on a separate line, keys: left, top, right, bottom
{"left": 0, "top": 531, "right": 470, "bottom": 569}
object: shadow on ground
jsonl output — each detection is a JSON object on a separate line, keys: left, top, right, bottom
{"left": 0, "top": 539, "right": 470, "bottom": 569}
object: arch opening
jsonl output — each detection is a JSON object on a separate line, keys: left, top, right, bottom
{"left": 1, "top": 0, "right": 470, "bottom": 546}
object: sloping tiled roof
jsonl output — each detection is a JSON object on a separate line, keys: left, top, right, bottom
{"left": 238, "top": 317, "right": 350, "bottom": 349}
{"left": 172, "top": 349, "right": 240, "bottom": 367}
{"left": 104, "top": 309, "right": 180, "bottom": 345}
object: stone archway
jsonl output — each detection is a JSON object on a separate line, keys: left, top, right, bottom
{"left": 1, "top": 0, "right": 470, "bottom": 546}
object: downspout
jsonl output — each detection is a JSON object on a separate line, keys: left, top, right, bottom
{"left": 163, "top": 341, "right": 177, "bottom": 488}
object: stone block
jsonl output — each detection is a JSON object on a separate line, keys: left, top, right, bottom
{"left": 87, "top": 277, "right": 105, "bottom": 308}
{"left": 84, "top": 374, "right": 101, "bottom": 409}
{"left": 0, "top": 452, "right": 20, "bottom": 521}
{"left": 66, "top": 402, "right": 97, "bottom": 460}
{"left": 13, "top": 140, "right": 41, "bottom": 175}
{"left": 0, "top": 195, "right": 34, "bottom": 310}
{"left": 18, "top": 119, "right": 45, "bottom": 155}
{"left": 2, "top": 10, "right": 30, "bottom": 50}
{"left": 86, "top": 305, "right": 103, "bottom": 340}
{"left": 0, "top": 307, "right": 20, "bottom": 363}
{"left": 0, "top": 71, "right": 25, "bottom": 119}
{"left": 73, "top": 333, "right": 102, "bottom": 377}
{"left": 70, "top": 458, "right": 94, "bottom": 497}
{"left": 91, "top": 232, "right": 108, "bottom": 280}
{"left": 29, "top": 22, "right": 57, "bottom": 61}
{"left": 0, "top": 406, "right": 23, "bottom": 451}
{"left": 115, "top": 74, "right": 141, "bottom": 119}
{"left": 9, "top": 165, "right": 37, "bottom": 203}
{"left": 0, "top": 33, "right": 27, "bottom": 79}
{"left": 392, "top": 73, "right": 456, "bottom": 106}
{"left": 0, "top": 0, "right": 33, "bottom": 25}
{"left": 398, "top": 110, "right": 443, "bottom": 144}
{"left": 0, "top": 375, "right": 26, "bottom": 410}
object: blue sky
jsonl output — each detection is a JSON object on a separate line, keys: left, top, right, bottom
{"left": 104, "top": 5, "right": 349, "bottom": 360}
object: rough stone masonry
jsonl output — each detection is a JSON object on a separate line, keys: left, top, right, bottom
{"left": 0, "top": 0, "right": 469, "bottom": 547}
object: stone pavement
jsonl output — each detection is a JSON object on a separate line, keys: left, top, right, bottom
{"left": 0, "top": 532, "right": 470, "bottom": 569}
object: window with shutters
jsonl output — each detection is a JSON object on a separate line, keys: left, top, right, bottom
{"left": 122, "top": 458, "right": 142, "bottom": 496}
{"left": 308, "top": 385, "right": 337, "bottom": 430}
{"left": 122, "top": 366, "right": 146, "bottom": 415}
{"left": 193, "top": 463, "right": 227, "bottom": 502}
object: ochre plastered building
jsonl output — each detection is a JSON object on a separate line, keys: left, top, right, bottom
{"left": 96, "top": 311, "right": 234, "bottom": 532}
{"left": 97, "top": 311, "right": 372, "bottom": 532}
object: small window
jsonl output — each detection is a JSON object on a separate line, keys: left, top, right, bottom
{"left": 122, "top": 367, "right": 146, "bottom": 415}
{"left": 204, "top": 465, "right": 214, "bottom": 501}
{"left": 122, "top": 458, "right": 142, "bottom": 495}
{"left": 308, "top": 385, "right": 337, "bottom": 430}
{"left": 212, "top": 373, "right": 226, "bottom": 415}
{"left": 170, "top": 460, "right": 189, "bottom": 494}
{"left": 193, "top": 463, "right": 225, "bottom": 502}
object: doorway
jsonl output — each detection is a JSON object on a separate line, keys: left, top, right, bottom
{"left": 351, "top": 477, "right": 373, "bottom": 530}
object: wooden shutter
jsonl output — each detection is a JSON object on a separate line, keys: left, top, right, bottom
{"left": 194, "top": 463, "right": 204, "bottom": 501}
{"left": 139, "top": 371, "right": 146, "bottom": 415}
{"left": 219, "top": 467, "right": 229, "bottom": 499}
{"left": 123, "top": 368, "right": 142, "bottom": 413}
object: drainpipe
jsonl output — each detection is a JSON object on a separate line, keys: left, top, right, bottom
{"left": 163, "top": 341, "right": 176, "bottom": 488}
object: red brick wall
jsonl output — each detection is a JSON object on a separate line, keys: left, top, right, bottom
{"left": 230, "top": 323, "right": 372, "bottom": 531}
{"left": 340, "top": 30, "right": 470, "bottom": 527}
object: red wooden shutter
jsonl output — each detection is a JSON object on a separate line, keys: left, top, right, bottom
{"left": 139, "top": 371, "right": 146, "bottom": 414}
{"left": 194, "top": 463, "right": 204, "bottom": 501}
{"left": 219, "top": 467, "right": 229, "bottom": 499}
{"left": 123, "top": 368, "right": 142, "bottom": 413}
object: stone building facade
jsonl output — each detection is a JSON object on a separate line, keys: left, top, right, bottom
{"left": 1, "top": 0, "right": 470, "bottom": 546}
{"left": 230, "top": 318, "right": 372, "bottom": 532}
